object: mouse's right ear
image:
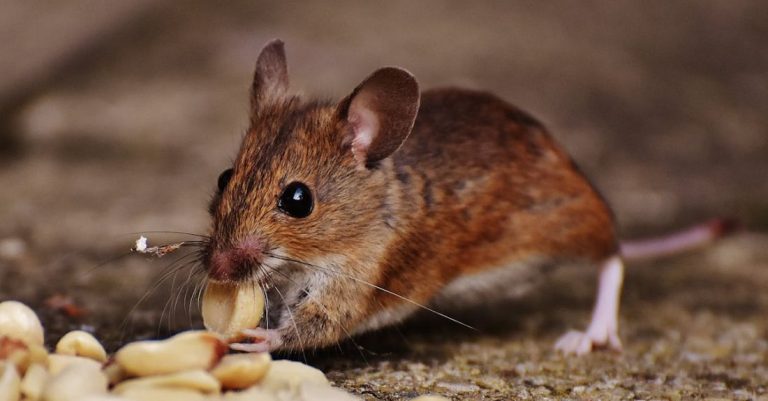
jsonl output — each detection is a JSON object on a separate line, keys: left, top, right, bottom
{"left": 251, "top": 39, "right": 289, "bottom": 110}
{"left": 336, "top": 67, "right": 420, "bottom": 168}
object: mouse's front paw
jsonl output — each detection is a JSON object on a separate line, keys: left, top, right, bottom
{"left": 229, "top": 328, "right": 284, "bottom": 353}
{"left": 554, "top": 328, "right": 622, "bottom": 355}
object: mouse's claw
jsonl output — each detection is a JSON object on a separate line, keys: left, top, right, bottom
{"left": 229, "top": 328, "right": 283, "bottom": 353}
{"left": 554, "top": 330, "right": 591, "bottom": 355}
{"left": 554, "top": 328, "right": 622, "bottom": 355}
{"left": 229, "top": 342, "right": 270, "bottom": 353}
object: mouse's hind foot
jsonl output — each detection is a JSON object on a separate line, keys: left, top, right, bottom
{"left": 554, "top": 255, "right": 624, "bottom": 355}
{"left": 555, "top": 327, "right": 622, "bottom": 355}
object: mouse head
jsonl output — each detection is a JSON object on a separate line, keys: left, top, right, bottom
{"left": 204, "top": 40, "right": 420, "bottom": 285}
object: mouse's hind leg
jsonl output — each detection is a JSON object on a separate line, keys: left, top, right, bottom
{"left": 555, "top": 254, "right": 624, "bottom": 355}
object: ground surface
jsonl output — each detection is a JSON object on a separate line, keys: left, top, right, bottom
{"left": 1, "top": 1, "right": 767, "bottom": 400}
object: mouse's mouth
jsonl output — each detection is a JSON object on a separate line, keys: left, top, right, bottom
{"left": 202, "top": 245, "right": 316, "bottom": 330}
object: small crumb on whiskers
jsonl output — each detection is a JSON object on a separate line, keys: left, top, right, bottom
{"left": 132, "top": 235, "right": 184, "bottom": 258}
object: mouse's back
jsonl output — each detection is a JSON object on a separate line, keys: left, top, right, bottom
{"left": 359, "top": 87, "right": 617, "bottom": 320}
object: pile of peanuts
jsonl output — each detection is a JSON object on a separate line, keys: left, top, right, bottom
{"left": 0, "top": 300, "right": 448, "bottom": 401}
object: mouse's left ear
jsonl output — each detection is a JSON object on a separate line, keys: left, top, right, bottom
{"left": 251, "top": 39, "right": 289, "bottom": 110}
{"left": 336, "top": 67, "right": 420, "bottom": 167}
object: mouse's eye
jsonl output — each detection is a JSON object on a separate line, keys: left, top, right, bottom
{"left": 217, "top": 168, "right": 234, "bottom": 193}
{"left": 278, "top": 182, "right": 313, "bottom": 218}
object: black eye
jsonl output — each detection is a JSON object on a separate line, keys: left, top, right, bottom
{"left": 217, "top": 168, "right": 233, "bottom": 193}
{"left": 278, "top": 182, "right": 313, "bottom": 218}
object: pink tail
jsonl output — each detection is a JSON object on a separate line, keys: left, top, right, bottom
{"left": 620, "top": 218, "right": 740, "bottom": 261}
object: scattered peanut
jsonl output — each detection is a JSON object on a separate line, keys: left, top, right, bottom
{"left": 26, "top": 344, "right": 49, "bottom": 373}
{"left": 0, "top": 337, "right": 49, "bottom": 376}
{"left": 0, "top": 361, "right": 21, "bottom": 401}
{"left": 55, "top": 331, "right": 107, "bottom": 363}
{"left": 112, "top": 370, "right": 221, "bottom": 395}
{"left": 80, "top": 396, "right": 130, "bottom": 401}
{"left": 115, "top": 387, "right": 207, "bottom": 401}
{"left": 41, "top": 362, "right": 108, "bottom": 401}
{"left": 0, "top": 301, "right": 45, "bottom": 346}
{"left": 0, "top": 337, "right": 31, "bottom": 375}
{"left": 102, "top": 363, "right": 127, "bottom": 386}
{"left": 20, "top": 363, "right": 48, "bottom": 400}
{"left": 211, "top": 353, "right": 271, "bottom": 390}
{"left": 0, "top": 301, "right": 447, "bottom": 401}
{"left": 259, "top": 360, "right": 328, "bottom": 395}
{"left": 219, "top": 387, "right": 276, "bottom": 401}
{"left": 202, "top": 281, "right": 265, "bottom": 340}
{"left": 115, "top": 331, "right": 227, "bottom": 377}
{"left": 47, "top": 354, "right": 101, "bottom": 376}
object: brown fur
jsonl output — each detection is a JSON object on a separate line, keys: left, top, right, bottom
{"left": 372, "top": 89, "right": 617, "bottom": 312}
{"left": 205, "top": 41, "right": 617, "bottom": 351}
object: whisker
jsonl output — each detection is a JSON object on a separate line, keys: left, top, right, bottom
{"left": 195, "top": 272, "right": 206, "bottom": 313}
{"left": 254, "top": 273, "right": 270, "bottom": 332}
{"left": 124, "top": 230, "right": 211, "bottom": 239}
{"left": 42, "top": 232, "right": 208, "bottom": 297}
{"left": 264, "top": 252, "right": 476, "bottom": 332}
{"left": 120, "top": 251, "right": 200, "bottom": 340}
{"left": 156, "top": 254, "right": 199, "bottom": 335}
{"left": 154, "top": 253, "right": 201, "bottom": 292}
{"left": 189, "top": 269, "right": 207, "bottom": 328}
{"left": 159, "top": 267, "right": 182, "bottom": 335}
{"left": 273, "top": 284, "right": 307, "bottom": 363}
{"left": 78, "top": 251, "right": 135, "bottom": 279}
{"left": 172, "top": 261, "right": 199, "bottom": 331}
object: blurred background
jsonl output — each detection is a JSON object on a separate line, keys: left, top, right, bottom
{"left": 1, "top": 1, "right": 767, "bottom": 398}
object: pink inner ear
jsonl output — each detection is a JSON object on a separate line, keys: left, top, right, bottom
{"left": 348, "top": 102, "right": 379, "bottom": 163}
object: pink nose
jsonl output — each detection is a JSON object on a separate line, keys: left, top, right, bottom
{"left": 208, "top": 238, "right": 264, "bottom": 281}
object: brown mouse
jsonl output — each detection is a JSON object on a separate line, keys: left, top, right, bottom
{"left": 203, "top": 39, "right": 732, "bottom": 355}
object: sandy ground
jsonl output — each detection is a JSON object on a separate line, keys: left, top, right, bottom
{"left": 1, "top": 1, "right": 767, "bottom": 399}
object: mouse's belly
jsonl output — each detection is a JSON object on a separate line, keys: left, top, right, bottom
{"left": 353, "top": 256, "right": 550, "bottom": 334}
{"left": 431, "top": 256, "right": 550, "bottom": 309}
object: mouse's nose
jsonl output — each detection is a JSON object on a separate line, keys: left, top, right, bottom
{"left": 208, "top": 238, "right": 264, "bottom": 281}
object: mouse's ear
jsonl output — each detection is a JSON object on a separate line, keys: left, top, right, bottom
{"left": 251, "top": 39, "right": 289, "bottom": 110}
{"left": 337, "top": 67, "right": 420, "bottom": 167}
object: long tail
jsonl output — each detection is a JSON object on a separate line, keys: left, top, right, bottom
{"left": 620, "top": 218, "right": 740, "bottom": 261}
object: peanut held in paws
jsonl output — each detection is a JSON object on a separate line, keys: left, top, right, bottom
{"left": 201, "top": 281, "right": 264, "bottom": 340}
